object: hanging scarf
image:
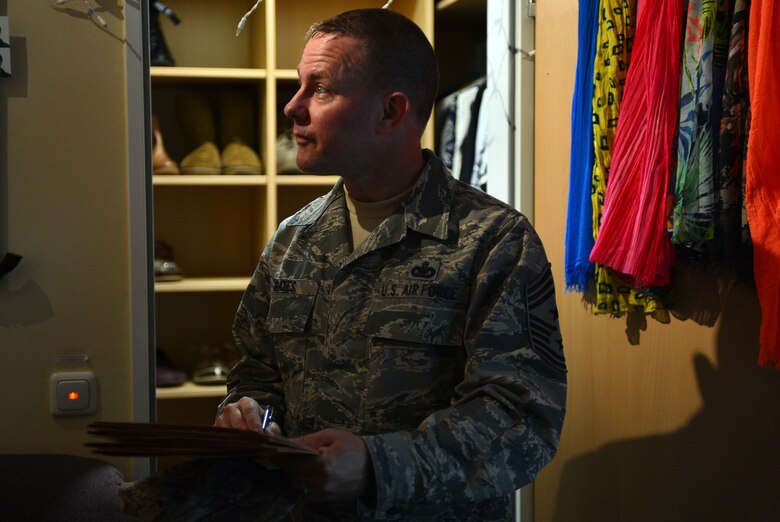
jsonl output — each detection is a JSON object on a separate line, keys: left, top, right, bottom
{"left": 745, "top": 0, "right": 780, "bottom": 368}
{"left": 591, "top": 0, "right": 667, "bottom": 316}
{"left": 672, "top": 0, "right": 720, "bottom": 246}
{"left": 564, "top": 0, "right": 599, "bottom": 292}
{"left": 589, "top": 0, "right": 683, "bottom": 288}
{"left": 715, "top": 0, "right": 751, "bottom": 269}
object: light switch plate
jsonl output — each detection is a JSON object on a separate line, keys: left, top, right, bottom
{"left": 50, "top": 371, "right": 97, "bottom": 416}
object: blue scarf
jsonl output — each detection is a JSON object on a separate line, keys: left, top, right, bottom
{"left": 564, "top": 0, "right": 599, "bottom": 292}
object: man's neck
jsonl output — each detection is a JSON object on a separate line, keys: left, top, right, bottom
{"left": 342, "top": 148, "right": 426, "bottom": 203}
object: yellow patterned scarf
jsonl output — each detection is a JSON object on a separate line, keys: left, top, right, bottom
{"left": 591, "top": 0, "right": 667, "bottom": 316}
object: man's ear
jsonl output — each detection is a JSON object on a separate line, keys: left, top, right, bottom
{"left": 377, "top": 92, "right": 410, "bottom": 134}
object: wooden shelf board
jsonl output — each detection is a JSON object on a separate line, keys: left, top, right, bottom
{"left": 153, "top": 175, "right": 267, "bottom": 186}
{"left": 275, "top": 69, "right": 299, "bottom": 80}
{"left": 276, "top": 175, "right": 340, "bottom": 186}
{"left": 151, "top": 66, "right": 267, "bottom": 81}
{"left": 155, "top": 277, "right": 250, "bottom": 293}
{"left": 156, "top": 381, "right": 227, "bottom": 399}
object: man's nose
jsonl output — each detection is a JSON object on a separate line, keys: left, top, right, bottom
{"left": 284, "top": 90, "right": 307, "bottom": 123}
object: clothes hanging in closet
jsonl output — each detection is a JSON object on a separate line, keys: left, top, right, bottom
{"left": 713, "top": 0, "right": 751, "bottom": 269}
{"left": 436, "top": 78, "right": 487, "bottom": 188}
{"left": 590, "top": 0, "right": 668, "bottom": 315}
{"left": 745, "top": 0, "right": 780, "bottom": 368}
{"left": 589, "top": 0, "right": 683, "bottom": 288}
{"left": 671, "top": 0, "right": 723, "bottom": 246}
{"left": 563, "top": 0, "right": 598, "bottom": 292}
{"left": 470, "top": 88, "right": 489, "bottom": 189}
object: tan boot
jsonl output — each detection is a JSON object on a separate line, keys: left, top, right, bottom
{"left": 152, "top": 116, "right": 179, "bottom": 175}
{"left": 176, "top": 93, "right": 222, "bottom": 175}
{"left": 219, "top": 90, "right": 262, "bottom": 175}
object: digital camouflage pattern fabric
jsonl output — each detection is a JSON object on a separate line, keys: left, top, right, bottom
{"left": 221, "top": 151, "right": 567, "bottom": 520}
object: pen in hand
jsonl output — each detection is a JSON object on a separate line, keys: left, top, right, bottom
{"left": 261, "top": 405, "right": 274, "bottom": 431}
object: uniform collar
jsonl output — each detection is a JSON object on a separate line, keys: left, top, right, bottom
{"left": 285, "top": 149, "right": 454, "bottom": 243}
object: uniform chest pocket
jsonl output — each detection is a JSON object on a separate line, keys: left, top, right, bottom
{"left": 363, "top": 296, "right": 466, "bottom": 432}
{"left": 364, "top": 290, "right": 466, "bottom": 347}
{"left": 265, "top": 280, "right": 320, "bottom": 426}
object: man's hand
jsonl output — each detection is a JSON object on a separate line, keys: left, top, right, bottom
{"left": 275, "top": 428, "right": 375, "bottom": 503}
{"left": 214, "top": 396, "right": 281, "bottom": 435}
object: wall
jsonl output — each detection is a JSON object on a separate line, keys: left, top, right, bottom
{"left": 0, "top": 1, "right": 147, "bottom": 478}
{"left": 533, "top": 2, "right": 780, "bottom": 521}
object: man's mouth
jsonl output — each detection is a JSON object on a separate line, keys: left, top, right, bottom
{"left": 294, "top": 133, "right": 314, "bottom": 146}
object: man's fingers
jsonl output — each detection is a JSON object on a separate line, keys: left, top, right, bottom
{"left": 214, "top": 398, "right": 269, "bottom": 432}
{"left": 236, "top": 397, "right": 263, "bottom": 432}
{"left": 266, "top": 421, "right": 282, "bottom": 436}
{"left": 222, "top": 403, "right": 249, "bottom": 430}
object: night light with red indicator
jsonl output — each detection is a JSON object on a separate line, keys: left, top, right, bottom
{"left": 51, "top": 371, "right": 97, "bottom": 416}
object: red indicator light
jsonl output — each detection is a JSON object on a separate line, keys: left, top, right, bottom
{"left": 68, "top": 392, "right": 79, "bottom": 401}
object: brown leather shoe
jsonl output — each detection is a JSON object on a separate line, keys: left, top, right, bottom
{"left": 154, "top": 240, "right": 184, "bottom": 281}
{"left": 152, "top": 116, "right": 179, "bottom": 175}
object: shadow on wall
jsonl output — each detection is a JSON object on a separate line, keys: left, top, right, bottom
{"left": 0, "top": 279, "right": 53, "bottom": 328}
{"left": 552, "top": 279, "right": 780, "bottom": 522}
{"left": 580, "top": 256, "right": 741, "bottom": 345}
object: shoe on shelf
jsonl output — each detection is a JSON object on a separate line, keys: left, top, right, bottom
{"left": 152, "top": 115, "right": 179, "bottom": 175}
{"left": 156, "top": 348, "right": 186, "bottom": 387}
{"left": 176, "top": 92, "right": 223, "bottom": 174}
{"left": 221, "top": 141, "right": 262, "bottom": 175}
{"left": 192, "top": 345, "right": 230, "bottom": 386}
{"left": 180, "top": 141, "right": 222, "bottom": 175}
{"left": 219, "top": 91, "right": 262, "bottom": 175}
{"left": 149, "top": 0, "right": 180, "bottom": 67}
{"left": 176, "top": 92, "right": 217, "bottom": 150}
{"left": 154, "top": 240, "right": 184, "bottom": 281}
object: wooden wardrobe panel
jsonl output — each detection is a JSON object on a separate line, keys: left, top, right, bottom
{"left": 533, "top": 2, "right": 780, "bottom": 521}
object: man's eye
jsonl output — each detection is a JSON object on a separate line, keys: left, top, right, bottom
{"left": 314, "top": 85, "right": 327, "bottom": 95}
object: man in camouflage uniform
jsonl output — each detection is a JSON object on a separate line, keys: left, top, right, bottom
{"left": 215, "top": 8, "right": 566, "bottom": 521}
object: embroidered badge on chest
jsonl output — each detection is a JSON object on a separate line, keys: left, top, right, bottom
{"left": 409, "top": 260, "right": 440, "bottom": 280}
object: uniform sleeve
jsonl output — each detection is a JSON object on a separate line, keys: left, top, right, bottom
{"left": 217, "top": 253, "right": 287, "bottom": 426}
{"left": 360, "top": 216, "right": 567, "bottom": 519}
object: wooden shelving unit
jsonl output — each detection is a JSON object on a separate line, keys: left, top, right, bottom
{"left": 150, "top": 0, "right": 434, "bottom": 417}
{"left": 150, "top": 66, "right": 267, "bottom": 81}
{"left": 153, "top": 175, "right": 268, "bottom": 186}
{"left": 156, "top": 381, "right": 228, "bottom": 399}
{"left": 154, "top": 277, "right": 250, "bottom": 294}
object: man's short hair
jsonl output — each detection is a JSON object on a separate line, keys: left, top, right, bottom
{"left": 305, "top": 8, "right": 439, "bottom": 125}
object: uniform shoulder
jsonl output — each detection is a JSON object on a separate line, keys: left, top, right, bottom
{"left": 448, "top": 177, "right": 529, "bottom": 227}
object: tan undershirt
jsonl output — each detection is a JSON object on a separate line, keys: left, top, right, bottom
{"left": 344, "top": 185, "right": 413, "bottom": 250}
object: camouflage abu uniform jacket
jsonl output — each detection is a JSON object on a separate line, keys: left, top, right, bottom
{"left": 221, "top": 150, "right": 567, "bottom": 521}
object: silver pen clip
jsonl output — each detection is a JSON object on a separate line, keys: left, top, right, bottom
{"left": 261, "top": 405, "right": 274, "bottom": 431}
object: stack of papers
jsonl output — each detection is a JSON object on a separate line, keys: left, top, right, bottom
{"left": 86, "top": 421, "right": 319, "bottom": 458}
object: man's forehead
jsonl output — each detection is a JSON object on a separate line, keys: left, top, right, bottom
{"left": 297, "top": 35, "right": 366, "bottom": 77}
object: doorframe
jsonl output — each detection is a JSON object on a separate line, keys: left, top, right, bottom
{"left": 126, "top": 0, "right": 155, "bottom": 480}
